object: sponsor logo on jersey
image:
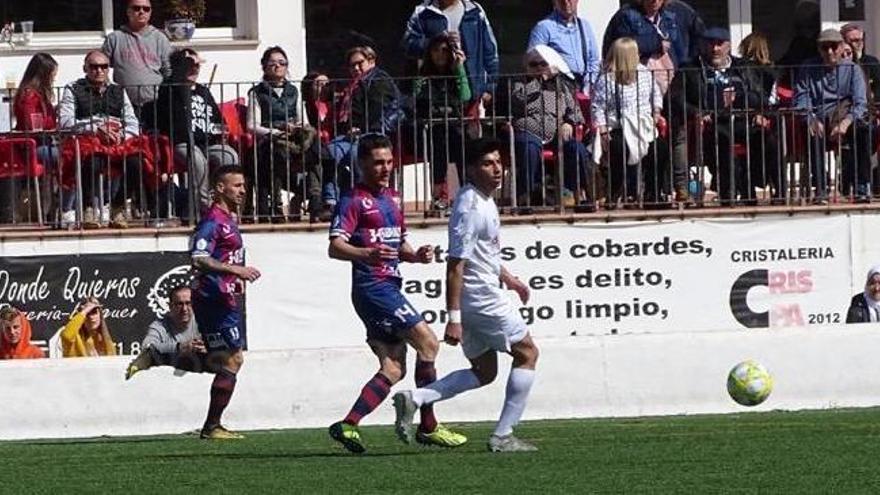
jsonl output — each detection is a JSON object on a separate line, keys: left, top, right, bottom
{"left": 368, "top": 227, "right": 402, "bottom": 244}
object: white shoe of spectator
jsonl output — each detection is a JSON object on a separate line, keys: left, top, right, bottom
{"left": 60, "top": 210, "right": 76, "bottom": 229}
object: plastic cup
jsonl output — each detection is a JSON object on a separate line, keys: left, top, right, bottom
{"left": 19, "top": 21, "right": 33, "bottom": 44}
{"left": 30, "top": 113, "right": 43, "bottom": 131}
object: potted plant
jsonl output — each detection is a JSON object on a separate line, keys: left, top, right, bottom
{"left": 159, "top": 0, "right": 206, "bottom": 41}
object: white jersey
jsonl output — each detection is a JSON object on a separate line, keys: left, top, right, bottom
{"left": 448, "top": 185, "right": 505, "bottom": 311}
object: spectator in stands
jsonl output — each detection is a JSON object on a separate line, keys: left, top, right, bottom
{"left": 125, "top": 285, "right": 205, "bottom": 378}
{"left": 323, "top": 46, "right": 403, "bottom": 209}
{"left": 778, "top": 0, "right": 820, "bottom": 69}
{"left": 302, "top": 72, "right": 333, "bottom": 144}
{"left": 301, "top": 71, "right": 332, "bottom": 221}
{"left": 738, "top": 32, "right": 785, "bottom": 201}
{"left": 528, "top": 0, "right": 601, "bottom": 92}
{"left": 509, "top": 45, "right": 589, "bottom": 206}
{"left": 13, "top": 53, "right": 60, "bottom": 223}
{"left": 669, "top": 28, "right": 776, "bottom": 205}
{"left": 155, "top": 48, "right": 240, "bottom": 214}
{"left": 847, "top": 266, "right": 880, "bottom": 324}
{"left": 603, "top": 0, "right": 688, "bottom": 81}
{"left": 0, "top": 307, "right": 45, "bottom": 360}
{"left": 591, "top": 37, "right": 664, "bottom": 207}
{"left": 58, "top": 50, "right": 142, "bottom": 229}
{"left": 61, "top": 298, "right": 116, "bottom": 357}
{"left": 101, "top": 0, "right": 172, "bottom": 124}
{"left": 841, "top": 23, "right": 880, "bottom": 101}
{"left": 795, "top": 29, "right": 870, "bottom": 203}
{"left": 247, "top": 46, "right": 319, "bottom": 221}
{"left": 402, "top": 0, "right": 498, "bottom": 107}
{"left": 414, "top": 33, "right": 471, "bottom": 210}
{"left": 665, "top": 0, "right": 705, "bottom": 67}
{"left": 739, "top": 33, "right": 779, "bottom": 102}
{"left": 604, "top": 0, "right": 688, "bottom": 201}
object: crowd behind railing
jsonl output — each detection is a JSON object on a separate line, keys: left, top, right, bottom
{"left": 3, "top": 0, "right": 880, "bottom": 229}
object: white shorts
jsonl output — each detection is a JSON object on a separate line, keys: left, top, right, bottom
{"left": 461, "top": 303, "right": 528, "bottom": 360}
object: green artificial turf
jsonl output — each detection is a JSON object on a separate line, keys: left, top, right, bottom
{"left": 3, "top": 409, "right": 880, "bottom": 493}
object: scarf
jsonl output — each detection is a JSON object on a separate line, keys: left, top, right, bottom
{"left": 862, "top": 265, "right": 880, "bottom": 322}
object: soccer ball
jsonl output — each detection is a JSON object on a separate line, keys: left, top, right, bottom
{"left": 727, "top": 360, "right": 773, "bottom": 406}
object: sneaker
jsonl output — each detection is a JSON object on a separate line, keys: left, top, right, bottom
{"left": 392, "top": 391, "right": 418, "bottom": 444}
{"left": 109, "top": 208, "right": 129, "bottom": 229}
{"left": 329, "top": 421, "right": 365, "bottom": 454}
{"left": 124, "top": 349, "right": 154, "bottom": 381}
{"left": 487, "top": 434, "right": 538, "bottom": 453}
{"left": 416, "top": 424, "right": 468, "bottom": 448}
{"left": 200, "top": 425, "right": 244, "bottom": 440}
{"left": 60, "top": 210, "right": 76, "bottom": 229}
{"left": 674, "top": 186, "right": 691, "bottom": 203}
{"left": 82, "top": 207, "right": 101, "bottom": 229}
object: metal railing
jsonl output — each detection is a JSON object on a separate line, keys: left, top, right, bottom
{"left": 1, "top": 64, "right": 877, "bottom": 229}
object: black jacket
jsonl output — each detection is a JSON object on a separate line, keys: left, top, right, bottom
{"left": 846, "top": 294, "right": 873, "bottom": 323}
{"left": 344, "top": 67, "right": 404, "bottom": 134}
{"left": 669, "top": 56, "right": 769, "bottom": 138}
{"left": 856, "top": 53, "right": 880, "bottom": 101}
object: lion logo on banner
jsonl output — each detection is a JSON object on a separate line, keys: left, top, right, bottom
{"left": 147, "top": 265, "right": 194, "bottom": 318}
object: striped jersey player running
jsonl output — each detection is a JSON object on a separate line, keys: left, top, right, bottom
{"left": 393, "top": 138, "right": 540, "bottom": 452}
{"left": 327, "top": 133, "right": 466, "bottom": 453}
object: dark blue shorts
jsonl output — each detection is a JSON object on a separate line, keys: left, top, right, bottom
{"left": 352, "top": 283, "right": 424, "bottom": 344}
{"left": 194, "top": 297, "right": 243, "bottom": 352}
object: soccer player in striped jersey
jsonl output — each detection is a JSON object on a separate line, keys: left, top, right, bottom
{"left": 190, "top": 165, "right": 260, "bottom": 439}
{"left": 327, "top": 133, "right": 466, "bottom": 453}
{"left": 393, "top": 138, "right": 540, "bottom": 452}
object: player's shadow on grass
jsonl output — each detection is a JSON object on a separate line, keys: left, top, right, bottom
{"left": 22, "top": 437, "right": 182, "bottom": 446}
{"left": 151, "top": 450, "right": 484, "bottom": 460}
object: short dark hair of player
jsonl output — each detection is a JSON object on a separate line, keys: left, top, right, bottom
{"left": 465, "top": 137, "right": 504, "bottom": 169}
{"left": 211, "top": 164, "right": 245, "bottom": 187}
{"left": 357, "top": 133, "right": 393, "bottom": 162}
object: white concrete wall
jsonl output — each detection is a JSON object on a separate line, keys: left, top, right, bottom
{"left": 2, "top": 324, "right": 880, "bottom": 440}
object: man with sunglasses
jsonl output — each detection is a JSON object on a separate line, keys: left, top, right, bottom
{"left": 58, "top": 50, "right": 142, "bottom": 229}
{"left": 795, "top": 29, "right": 870, "bottom": 203}
{"left": 102, "top": 0, "right": 172, "bottom": 124}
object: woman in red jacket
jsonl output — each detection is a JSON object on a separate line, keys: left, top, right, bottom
{"left": 13, "top": 53, "right": 61, "bottom": 221}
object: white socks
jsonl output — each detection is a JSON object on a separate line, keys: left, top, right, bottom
{"left": 493, "top": 367, "right": 536, "bottom": 437}
{"left": 411, "top": 369, "right": 482, "bottom": 406}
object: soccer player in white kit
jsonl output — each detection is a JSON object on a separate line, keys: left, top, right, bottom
{"left": 393, "top": 138, "right": 540, "bottom": 452}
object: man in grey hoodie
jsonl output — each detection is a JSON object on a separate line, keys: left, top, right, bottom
{"left": 102, "top": 0, "right": 172, "bottom": 122}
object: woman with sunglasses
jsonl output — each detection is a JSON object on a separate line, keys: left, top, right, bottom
{"left": 247, "top": 46, "right": 320, "bottom": 221}
{"left": 508, "top": 44, "right": 589, "bottom": 207}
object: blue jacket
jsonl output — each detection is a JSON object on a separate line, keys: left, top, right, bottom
{"left": 794, "top": 59, "right": 868, "bottom": 122}
{"left": 602, "top": 4, "right": 686, "bottom": 69}
{"left": 402, "top": 0, "right": 499, "bottom": 99}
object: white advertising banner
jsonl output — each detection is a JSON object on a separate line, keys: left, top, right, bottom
{"left": 245, "top": 215, "right": 856, "bottom": 351}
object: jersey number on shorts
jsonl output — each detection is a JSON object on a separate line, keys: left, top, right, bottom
{"left": 393, "top": 303, "right": 417, "bottom": 322}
